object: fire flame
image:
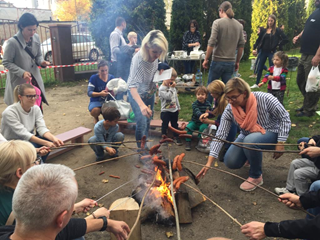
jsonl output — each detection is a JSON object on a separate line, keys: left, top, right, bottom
{"left": 150, "top": 168, "right": 173, "bottom": 204}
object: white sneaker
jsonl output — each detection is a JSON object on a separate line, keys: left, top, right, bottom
{"left": 274, "top": 187, "right": 290, "bottom": 195}
{"left": 250, "top": 84, "right": 259, "bottom": 89}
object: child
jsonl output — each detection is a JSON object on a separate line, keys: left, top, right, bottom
{"left": 185, "top": 86, "right": 212, "bottom": 151}
{"left": 258, "top": 51, "right": 289, "bottom": 104}
{"left": 88, "top": 107, "right": 124, "bottom": 161}
{"left": 159, "top": 68, "right": 182, "bottom": 145}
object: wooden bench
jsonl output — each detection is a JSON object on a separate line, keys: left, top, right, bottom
{"left": 47, "top": 127, "right": 92, "bottom": 160}
{"left": 118, "top": 119, "right": 188, "bottom": 136}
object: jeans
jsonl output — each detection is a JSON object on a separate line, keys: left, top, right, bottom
{"left": 161, "top": 111, "right": 179, "bottom": 137}
{"left": 128, "top": 92, "right": 154, "bottom": 148}
{"left": 31, "top": 135, "right": 51, "bottom": 162}
{"left": 88, "top": 133, "right": 124, "bottom": 158}
{"left": 224, "top": 131, "right": 278, "bottom": 178}
{"left": 306, "top": 180, "right": 320, "bottom": 220}
{"left": 255, "top": 50, "right": 274, "bottom": 85}
{"left": 207, "top": 61, "right": 235, "bottom": 104}
{"left": 216, "top": 115, "right": 238, "bottom": 150}
{"left": 184, "top": 60, "right": 195, "bottom": 74}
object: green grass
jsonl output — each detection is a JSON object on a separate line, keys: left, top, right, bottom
{"left": 155, "top": 51, "right": 320, "bottom": 147}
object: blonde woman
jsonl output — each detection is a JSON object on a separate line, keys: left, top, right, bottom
{"left": 1, "top": 84, "right": 63, "bottom": 161}
{"left": 127, "top": 30, "right": 168, "bottom": 148}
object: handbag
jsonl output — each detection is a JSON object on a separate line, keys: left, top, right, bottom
{"left": 102, "top": 93, "right": 131, "bottom": 119}
{"left": 305, "top": 66, "right": 320, "bottom": 93}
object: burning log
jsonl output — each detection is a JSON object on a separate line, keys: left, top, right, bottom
{"left": 176, "top": 192, "right": 192, "bottom": 224}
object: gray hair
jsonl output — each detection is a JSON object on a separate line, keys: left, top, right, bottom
{"left": 13, "top": 164, "right": 78, "bottom": 230}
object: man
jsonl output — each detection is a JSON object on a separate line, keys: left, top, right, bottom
{"left": 202, "top": 1, "right": 245, "bottom": 103}
{"left": 294, "top": 0, "right": 320, "bottom": 117}
{"left": 109, "top": 17, "right": 127, "bottom": 76}
{"left": 0, "top": 164, "right": 130, "bottom": 240}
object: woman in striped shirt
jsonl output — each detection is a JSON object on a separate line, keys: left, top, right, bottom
{"left": 196, "top": 77, "right": 291, "bottom": 191}
{"left": 127, "top": 30, "right": 168, "bottom": 148}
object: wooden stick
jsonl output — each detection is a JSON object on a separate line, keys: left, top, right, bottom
{"left": 167, "top": 144, "right": 181, "bottom": 240}
{"left": 73, "top": 152, "right": 138, "bottom": 171}
{"left": 210, "top": 139, "right": 299, "bottom": 147}
{"left": 51, "top": 144, "right": 140, "bottom": 150}
{"left": 127, "top": 168, "right": 157, "bottom": 240}
{"left": 184, "top": 160, "right": 315, "bottom": 218}
{"left": 50, "top": 140, "right": 153, "bottom": 149}
{"left": 184, "top": 183, "right": 242, "bottom": 227}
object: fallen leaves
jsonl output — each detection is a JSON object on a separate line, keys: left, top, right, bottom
{"left": 165, "top": 232, "right": 174, "bottom": 238}
{"left": 291, "top": 124, "right": 296, "bottom": 127}
{"left": 102, "top": 179, "right": 109, "bottom": 183}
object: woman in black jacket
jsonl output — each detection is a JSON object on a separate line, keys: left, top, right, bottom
{"left": 251, "top": 14, "right": 288, "bottom": 89}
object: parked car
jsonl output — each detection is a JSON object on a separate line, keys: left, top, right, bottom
{"left": 41, "top": 33, "right": 103, "bottom": 63}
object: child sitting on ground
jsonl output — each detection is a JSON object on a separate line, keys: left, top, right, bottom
{"left": 185, "top": 86, "right": 212, "bottom": 151}
{"left": 275, "top": 135, "right": 320, "bottom": 196}
{"left": 159, "top": 68, "right": 182, "bottom": 145}
{"left": 258, "top": 51, "right": 289, "bottom": 105}
{"left": 88, "top": 107, "right": 124, "bottom": 161}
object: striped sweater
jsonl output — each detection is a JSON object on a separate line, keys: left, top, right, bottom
{"left": 261, "top": 66, "right": 288, "bottom": 91}
{"left": 191, "top": 100, "right": 212, "bottom": 124}
{"left": 209, "top": 92, "right": 291, "bottom": 158}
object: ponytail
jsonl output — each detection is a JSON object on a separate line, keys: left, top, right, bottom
{"left": 219, "top": 1, "right": 234, "bottom": 19}
{"left": 13, "top": 84, "right": 34, "bottom": 103}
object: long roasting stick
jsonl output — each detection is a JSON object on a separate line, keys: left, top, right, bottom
{"left": 50, "top": 140, "right": 153, "bottom": 149}
{"left": 95, "top": 179, "right": 136, "bottom": 202}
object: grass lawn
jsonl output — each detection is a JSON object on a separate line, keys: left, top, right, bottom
{"left": 155, "top": 48, "right": 320, "bottom": 147}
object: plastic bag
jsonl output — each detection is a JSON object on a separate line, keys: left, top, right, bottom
{"left": 196, "top": 125, "right": 217, "bottom": 153}
{"left": 305, "top": 66, "right": 320, "bottom": 92}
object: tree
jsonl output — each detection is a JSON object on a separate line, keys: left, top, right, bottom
{"left": 54, "top": 0, "right": 92, "bottom": 21}
{"left": 90, "top": 0, "right": 168, "bottom": 59}
{"left": 307, "top": 0, "right": 316, "bottom": 16}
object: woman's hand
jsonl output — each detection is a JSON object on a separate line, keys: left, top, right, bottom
{"left": 41, "top": 61, "right": 51, "bottom": 67}
{"left": 44, "top": 141, "right": 56, "bottom": 148}
{"left": 140, "top": 104, "right": 152, "bottom": 118}
{"left": 199, "top": 112, "right": 209, "bottom": 120}
{"left": 23, "top": 71, "right": 32, "bottom": 81}
{"left": 196, "top": 156, "right": 214, "bottom": 180}
{"left": 52, "top": 137, "right": 64, "bottom": 147}
{"left": 273, "top": 142, "right": 284, "bottom": 159}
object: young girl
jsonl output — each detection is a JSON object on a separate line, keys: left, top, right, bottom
{"left": 258, "top": 51, "right": 288, "bottom": 104}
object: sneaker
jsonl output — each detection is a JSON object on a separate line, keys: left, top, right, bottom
{"left": 249, "top": 74, "right": 257, "bottom": 78}
{"left": 250, "top": 84, "right": 259, "bottom": 89}
{"left": 240, "top": 175, "right": 263, "bottom": 191}
{"left": 274, "top": 187, "right": 291, "bottom": 195}
{"left": 185, "top": 141, "right": 191, "bottom": 151}
{"left": 295, "top": 111, "right": 314, "bottom": 117}
{"left": 295, "top": 107, "right": 303, "bottom": 112}
{"left": 96, "top": 155, "right": 106, "bottom": 162}
{"left": 174, "top": 137, "right": 183, "bottom": 146}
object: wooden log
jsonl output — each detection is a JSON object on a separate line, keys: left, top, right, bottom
{"left": 109, "top": 197, "right": 141, "bottom": 240}
{"left": 176, "top": 192, "right": 192, "bottom": 224}
{"left": 140, "top": 206, "right": 156, "bottom": 223}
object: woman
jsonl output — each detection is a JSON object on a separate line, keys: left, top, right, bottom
{"left": 87, "top": 60, "right": 116, "bottom": 124}
{"left": 182, "top": 20, "right": 201, "bottom": 74}
{"left": 3, "top": 13, "right": 50, "bottom": 107}
{"left": 1, "top": 84, "right": 63, "bottom": 161}
{"left": 199, "top": 80, "right": 237, "bottom": 158}
{"left": 127, "top": 30, "right": 168, "bottom": 148}
{"left": 197, "top": 78, "right": 291, "bottom": 191}
{"left": 251, "top": 14, "right": 288, "bottom": 89}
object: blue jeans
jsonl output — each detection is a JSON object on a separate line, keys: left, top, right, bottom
{"left": 306, "top": 180, "right": 320, "bottom": 219}
{"left": 128, "top": 92, "right": 154, "bottom": 148}
{"left": 255, "top": 50, "right": 274, "bottom": 85}
{"left": 224, "top": 131, "right": 278, "bottom": 178}
{"left": 216, "top": 115, "right": 237, "bottom": 150}
{"left": 31, "top": 135, "right": 51, "bottom": 162}
{"left": 207, "top": 61, "right": 235, "bottom": 104}
{"left": 184, "top": 60, "right": 195, "bottom": 74}
{"left": 88, "top": 133, "right": 124, "bottom": 158}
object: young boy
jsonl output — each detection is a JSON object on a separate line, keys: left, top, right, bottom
{"left": 88, "top": 107, "right": 124, "bottom": 161}
{"left": 159, "top": 68, "right": 182, "bottom": 145}
{"left": 185, "top": 86, "right": 212, "bottom": 151}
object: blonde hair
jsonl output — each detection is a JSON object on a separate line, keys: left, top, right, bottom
{"left": 225, "top": 77, "right": 251, "bottom": 100}
{"left": 207, "top": 80, "right": 228, "bottom": 116}
{"left": 274, "top": 51, "right": 289, "bottom": 68}
{"left": 127, "top": 31, "right": 137, "bottom": 39}
{"left": 0, "top": 140, "right": 36, "bottom": 187}
{"left": 219, "top": 1, "right": 234, "bottom": 19}
{"left": 13, "top": 84, "right": 35, "bottom": 103}
{"left": 141, "top": 30, "right": 168, "bottom": 62}
{"left": 171, "top": 68, "right": 177, "bottom": 78}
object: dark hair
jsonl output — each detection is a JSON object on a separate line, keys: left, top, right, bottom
{"left": 267, "top": 14, "right": 277, "bottom": 35}
{"left": 237, "top": 19, "right": 246, "bottom": 27}
{"left": 97, "top": 59, "right": 109, "bottom": 69}
{"left": 18, "top": 13, "right": 39, "bottom": 31}
{"left": 115, "top": 17, "right": 125, "bottom": 27}
{"left": 219, "top": 1, "right": 234, "bottom": 19}
{"left": 102, "top": 107, "right": 120, "bottom": 121}
{"left": 189, "top": 20, "right": 199, "bottom": 32}
{"left": 195, "top": 86, "right": 208, "bottom": 96}
{"left": 274, "top": 51, "right": 289, "bottom": 68}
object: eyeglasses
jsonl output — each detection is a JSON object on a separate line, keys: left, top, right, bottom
{"left": 22, "top": 94, "right": 39, "bottom": 100}
{"left": 33, "top": 156, "right": 42, "bottom": 165}
{"left": 225, "top": 93, "right": 242, "bottom": 101}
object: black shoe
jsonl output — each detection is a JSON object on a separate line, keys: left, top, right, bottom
{"left": 174, "top": 137, "right": 183, "bottom": 146}
{"left": 295, "top": 111, "right": 314, "bottom": 117}
{"left": 185, "top": 142, "right": 191, "bottom": 151}
{"left": 295, "top": 107, "right": 304, "bottom": 112}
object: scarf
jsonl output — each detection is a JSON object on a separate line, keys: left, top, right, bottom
{"left": 231, "top": 93, "right": 266, "bottom": 134}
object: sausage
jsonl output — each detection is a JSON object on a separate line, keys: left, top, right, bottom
{"left": 109, "top": 175, "right": 120, "bottom": 179}
{"left": 177, "top": 153, "right": 185, "bottom": 171}
{"left": 175, "top": 176, "right": 189, "bottom": 190}
{"left": 178, "top": 134, "right": 192, "bottom": 139}
{"left": 99, "top": 171, "right": 105, "bottom": 175}
{"left": 173, "top": 177, "right": 183, "bottom": 186}
{"left": 168, "top": 126, "right": 187, "bottom": 135}
{"left": 159, "top": 138, "right": 174, "bottom": 144}
{"left": 172, "top": 155, "right": 179, "bottom": 170}
{"left": 149, "top": 144, "right": 161, "bottom": 155}
{"left": 179, "top": 122, "right": 187, "bottom": 130}
{"left": 140, "top": 155, "right": 152, "bottom": 160}
{"left": 152, "top": 156, "right": 167, "bottom": 166}
{"left": 141, "top": 169, "right": 155, "bottom": 175}
{"left": 161, "top": 134, "right": 167, "bottom": 139}
{"left": 141, "top": 135, "right": 147, "bottom": 149}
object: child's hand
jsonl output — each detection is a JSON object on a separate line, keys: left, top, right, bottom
{"left": 258, "top": 83, "right": 264, "bottom": 87}
{"left": 268, "top": 76, "right": 273, "bottom": 80}
{"left": 106, "top": 147, "right": 117, "bottom": 156}
{"left": 169, "top": 81, "right": 176, "bottom": 88}
{"left": 199, "top": 113, "right": 209, "bottom": 120}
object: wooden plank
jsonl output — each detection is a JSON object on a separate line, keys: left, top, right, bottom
{"left": 176, "top": 192, "right": 192, "bottom": 224}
